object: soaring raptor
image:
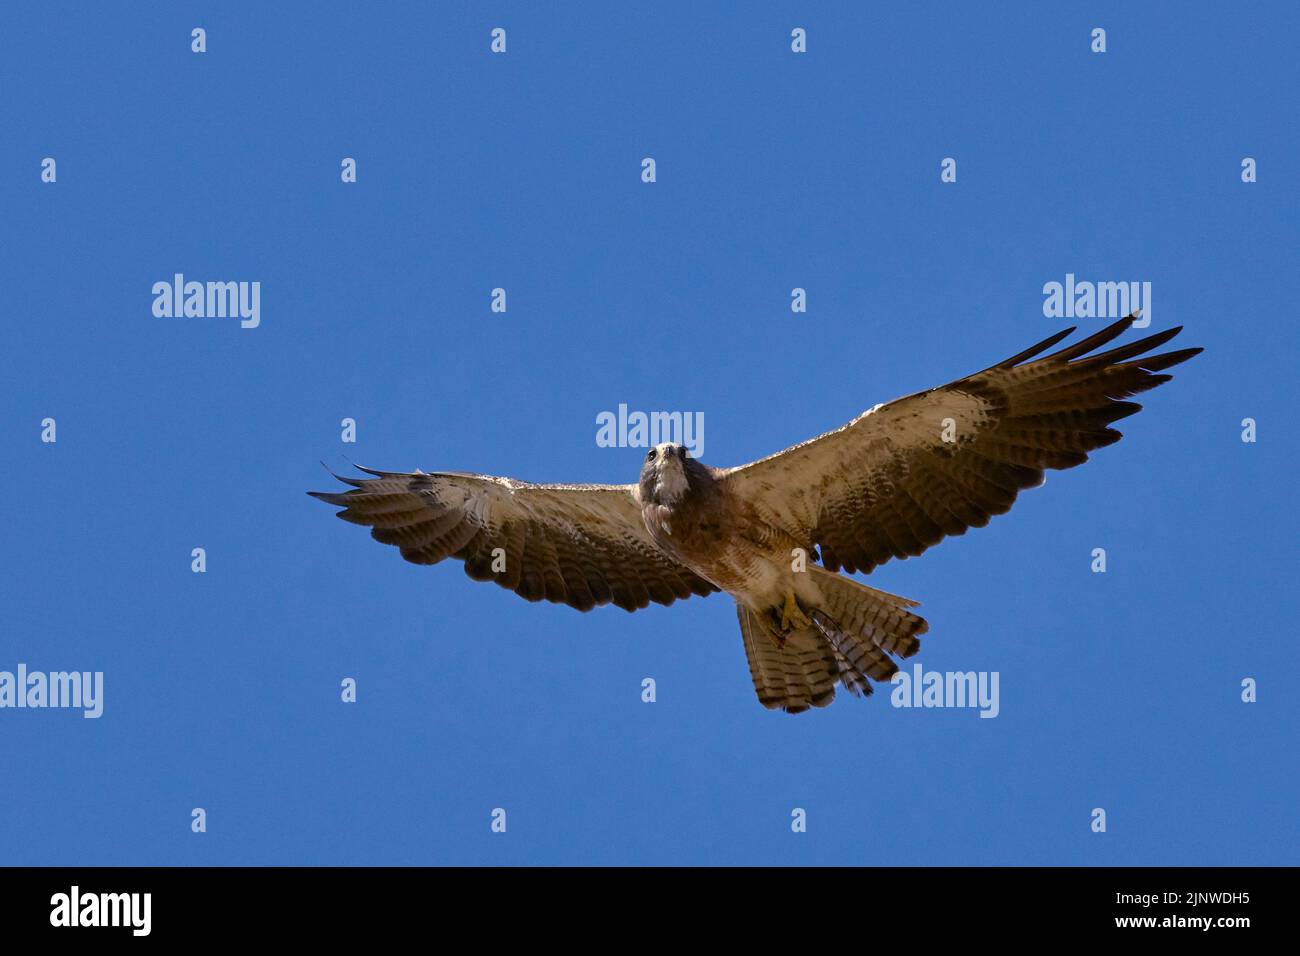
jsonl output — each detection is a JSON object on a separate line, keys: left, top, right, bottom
{"left": 311, "top": 316, "right": 1199, "bottom": 713}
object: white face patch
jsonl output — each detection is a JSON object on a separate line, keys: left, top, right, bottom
{"left": 655, "top": 450, "right": 690, "bottom": 503}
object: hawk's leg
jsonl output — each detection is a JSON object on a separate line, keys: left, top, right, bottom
{"left": 779, "top": 590, "right": 812, "bottom": 633}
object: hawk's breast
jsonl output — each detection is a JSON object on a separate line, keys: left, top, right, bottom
{"left": 641, "top": 488, "right": 797, "bottom": 601}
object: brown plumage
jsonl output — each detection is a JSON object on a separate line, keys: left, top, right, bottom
{"left": 309, "top": 471, "right": 717, "bottom": 612}
{"left": 722, "top": 316, "right": 1200, "bottom": 574}
{"left": 312, "top": 315, "right": 1199, "bottom": 713}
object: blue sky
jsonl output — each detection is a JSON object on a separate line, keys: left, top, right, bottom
{"left": 2, "top": 2, "right": 1296, "bottom": 865}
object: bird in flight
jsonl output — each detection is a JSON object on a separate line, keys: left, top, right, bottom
{"left": 311, "top": 315, "right": 1199, "bottom": 713}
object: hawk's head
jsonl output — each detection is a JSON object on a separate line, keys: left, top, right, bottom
{"left": 638, "top": 442, "right": 709, "bottom": 506}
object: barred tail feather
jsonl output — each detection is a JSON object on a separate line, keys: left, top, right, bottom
{"left": 808, "top": 566, "right": 928, "bottom": 660}
{"left": 735, "top": 571, "right": 928, "bottom": 714}
{"left": 736, "top": 605, "right": 837, "bottom": 714}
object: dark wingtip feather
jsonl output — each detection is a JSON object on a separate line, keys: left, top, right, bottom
{"left": 1085, "top": 325, "right": 1183, "bottom": 365}
{"left": 1049, "top": 314, "right": 1138, "bottom": 362}
{"left": 1123, "top": 347, "right": 1203, "bottom": 372}
{"left": 313, "top": 461, "right": 376, "bottom": 491}
{"left": 308, "top": 490, "right": 351, "bottom": 505}
{"left": 354, "top": 464, "right": 406, "bottom": 478}
{"left": 996, "top": 326, "right": 1076, "bottom": 368}
{"left": 1106, "top": 401, "right": 1143, "bottom": 422}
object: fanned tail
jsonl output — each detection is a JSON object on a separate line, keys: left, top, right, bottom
{"left": 735, "top": 569, "right": 929, "bottom": 714}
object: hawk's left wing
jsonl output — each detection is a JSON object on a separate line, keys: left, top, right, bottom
{"left": 721, "top": 315, "right": 1200, "bottom": 574}
{"left": 311, "top": 468, "right": 718, "bottom": 612}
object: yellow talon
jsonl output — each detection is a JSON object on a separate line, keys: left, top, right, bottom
{"left": 780, "top": 590, "right": 811, "bottom": 632}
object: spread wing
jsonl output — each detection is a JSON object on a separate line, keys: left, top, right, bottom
{"left": 310, "top": 467, "right": 718, "bottom": 612}
{"left": 722, "top": 315, "right": 1201, "bottom": 574}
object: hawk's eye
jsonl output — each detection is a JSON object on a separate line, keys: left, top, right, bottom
{"left": 646, "top": 448, "right": 657, "bottom": 462}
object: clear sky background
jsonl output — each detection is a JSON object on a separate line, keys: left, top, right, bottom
{"left": 2, "top": 2, "right": 1296, "bottom": 865}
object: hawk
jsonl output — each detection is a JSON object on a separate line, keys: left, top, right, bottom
{"left": 311, "top": 315, "right": 1199, "bottom": 713}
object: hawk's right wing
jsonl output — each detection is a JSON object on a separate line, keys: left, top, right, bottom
{"left": 311, "top": 467, "right": 718, "bottom": 612}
